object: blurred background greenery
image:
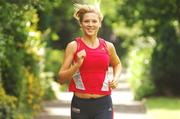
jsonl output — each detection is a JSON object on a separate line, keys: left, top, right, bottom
{"left": 0, "top": 0, "right": 179, "bottom": 119}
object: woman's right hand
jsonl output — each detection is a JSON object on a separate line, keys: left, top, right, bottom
{"left": 76, "top": 49, "right": 86, "bottom": 67}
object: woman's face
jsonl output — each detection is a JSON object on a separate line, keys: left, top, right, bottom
{"left": 80, "top": 12, "right": 101, "bottom": 37}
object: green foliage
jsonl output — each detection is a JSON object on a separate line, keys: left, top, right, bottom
{"left": 117, "top": 0, "right": 180, "bottom": 97}
{"left": 151, "top": 23, "right": 180, "bottom": 96}
{"left": 42, "top": 85, "right": 56, "bottom": 100}
{"left": 128, "top": 37, "right": 156, "bottom": 100}
{"left": 40, "top": 72, "right": 57, "bottom": 100}
{"left": 21, "top": 69, "right": 44, "bottom": 115}
{"left": 0, "top": 85, "right": 17, "bottom": 119}
{"left": 43, "top": 48, "right": 69, "bottom": 92}
{"left": 0, "top": 0, "right": 40, "bottom": 96}
{"left": 1, "top": 2, "right": 179, "bottom": 119}
{"left": 0, "top": 0, "right": 55, "bottom": 118}
{"left": 139, "top": 0, "right": 180, "bottom": 96}
{"left": 38, "top": 0, "right": 79, "bottom": 49}
{"left": 44, "top": 48, "right": 64, "bottom": 74}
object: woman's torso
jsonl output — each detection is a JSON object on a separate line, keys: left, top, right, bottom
{"left": 69, "top": 37, "right": 111, "bottom": 98}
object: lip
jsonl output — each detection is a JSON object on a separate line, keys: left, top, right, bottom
{"left": 87, "top": 30, "right": 95, "bottom": 34}
{"left": 87, "top": 29, "right": 94, "bottom": 31}
{"left": 87, "top": 28, "right": 95, "bottom": 31}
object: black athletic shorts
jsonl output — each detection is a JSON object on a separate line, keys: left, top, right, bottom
{"left": 71, "top": 95, "right": 113, "bottom": 119}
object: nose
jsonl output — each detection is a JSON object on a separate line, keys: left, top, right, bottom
{"left": 88, "top": 21, "right": 93, "bottom": 26}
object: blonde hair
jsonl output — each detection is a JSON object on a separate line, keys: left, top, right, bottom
{"left": 73, "top": 3, "right": 103, "bottom": 22}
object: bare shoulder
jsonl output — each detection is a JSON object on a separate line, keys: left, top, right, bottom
{"left": 66, "top": 40, "right": 77, "bottom": 53}
{"left": 105, "top": 41, "right": 115, "bottom": 51}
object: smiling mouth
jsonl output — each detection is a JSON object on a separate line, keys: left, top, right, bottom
{"left": 87, "top": 28, "right": 95, "bottom": 31}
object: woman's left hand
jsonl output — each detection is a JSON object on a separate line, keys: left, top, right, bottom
{"left": 110, "top": 78, "right": 119, "bottom": 89}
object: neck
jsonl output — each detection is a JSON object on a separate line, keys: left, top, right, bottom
{"left": 82, "top": 35, "right": 99, "bottom": 48}
{"left": 83, "top": 35, "right": 97, "bottom": 42}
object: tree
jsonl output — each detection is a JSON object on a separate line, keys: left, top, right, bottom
{"left": 118, "top": 0, "right": 180, "bottom": 96}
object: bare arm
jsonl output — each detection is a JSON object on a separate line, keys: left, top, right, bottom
{"left": 106, "top": 41, "right": 122, "bottom": 89}
{"left": 58, "top": 41, "right": 86, "bottom": 84}
{"left": 58, "top": 41, "right": 78, "bottom": 84}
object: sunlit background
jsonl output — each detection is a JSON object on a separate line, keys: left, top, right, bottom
{"left": 0, "top": 0, "right": 180, "bottom": 119}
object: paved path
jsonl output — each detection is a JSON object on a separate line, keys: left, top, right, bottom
{"left": 34, "top": 70, "right": 149, "bottom": 119}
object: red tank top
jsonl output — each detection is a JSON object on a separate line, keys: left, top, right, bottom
{"left": 69, "top": 37, "right": 111, "bottom": 95}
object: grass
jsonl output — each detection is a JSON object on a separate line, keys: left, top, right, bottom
{"left": 145, "top": 97, "right": 180, "bottom": 119}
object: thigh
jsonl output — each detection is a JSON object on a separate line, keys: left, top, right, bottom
{"left": 71, "top": 96, "right": 91, "bottom": 119}
{"left": 94, "top": 108, "right": 113, "bottom": 119}
{"left": 71, "top": 109, "right": 90, "bottom": 119}
{"left": 94, "top": 96, "right": 113, "bottom": 119}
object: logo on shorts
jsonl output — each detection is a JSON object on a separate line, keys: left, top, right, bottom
{"left": 72, "top": 107, "right": 80, "bottom": 113}
{"left": 108, "top": 107, "right": 112, "bottom": 111}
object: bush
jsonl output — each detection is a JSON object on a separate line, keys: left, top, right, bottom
{"left": 0, "top": 0, "right": 63, "bottom": 118}
{"left": 0, "top": 85, "right": 17, "bottom": 119}
{"left": 0, "top": 1, "right": 45, "bottom": 118}
{"left": 22, "top": 69, "right": 44, "bottom": 115}
{"left": 151, "top": 24, "right": 180, "bottom": 96}
{"left": 127, "top": 37, "right": 156, "bottom": 100}
{"left": 41, "top": 72, "right": 56, "bottom": 100}
{"left": 43, "top": 48, "right": 68, "bottom": 92}
{"left": 44, "top": 48, "right": 64, "bottom": 74}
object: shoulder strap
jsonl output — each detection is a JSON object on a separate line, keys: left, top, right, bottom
{"left": 72, "top": 37, "right": 81, "bottom": 63}
{"left": 75, "top": 37, "right": 81, "bottom": 51}
{"left": 99, "top": 38, "right": 109, "bottom": 54}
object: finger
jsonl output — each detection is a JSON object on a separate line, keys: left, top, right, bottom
{"left": 77, "top": 50, "right": 86, "bottom": 57}
{"left": 110, "top": 83, "right": 118, "bottom": 87}
{"left": 110, "top": 85, "right": 117, "bottom": 89}
{"left": 81, "top": 50, "right": 86, "bottom": 57}
{"left": 110, "top": 84, "right": 118, "bottom": 89}
{"left": 110, "top": 80, "right": 118, "bottom": 86}
{"left": 110, "top": 80, "right": 118, "bottom": 89}
{"left": 77, "top": 53, "right": 84, "bottom": 59}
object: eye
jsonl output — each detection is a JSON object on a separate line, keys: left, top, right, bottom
{"left": 83, "top": 20, "right": 90, "bottom": 23}
{"left": 92, "top": 20, "right": 98, "bottom": 23}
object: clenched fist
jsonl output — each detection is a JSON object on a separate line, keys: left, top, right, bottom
{"left": 76, "top": 49, "right": 86, "bottom": 67}
{"left": 110, "top": 78, "right": 119, "bottom": 89}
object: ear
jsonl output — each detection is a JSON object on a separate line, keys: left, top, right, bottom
{"left": 79, "top": 21, "right": 82, "bottom": 27}
{"left": 99, "top": 22, "right": 102, "bottom": 28}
